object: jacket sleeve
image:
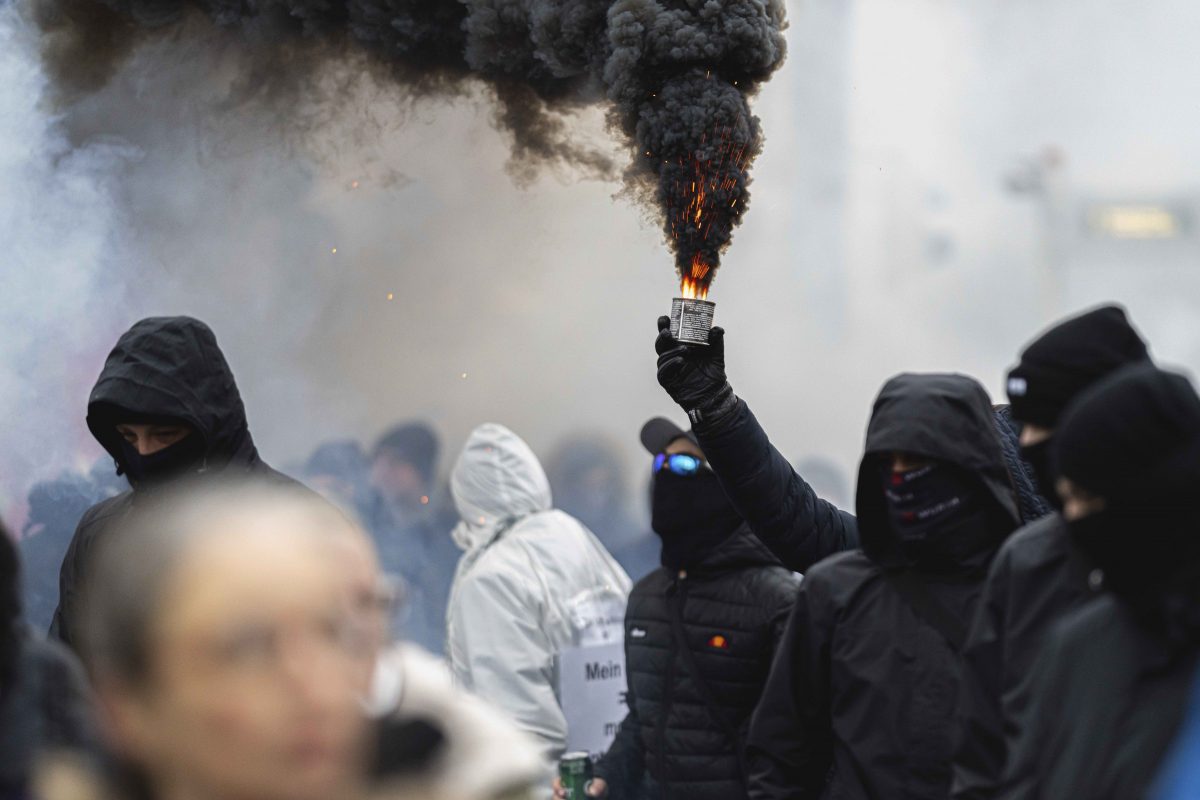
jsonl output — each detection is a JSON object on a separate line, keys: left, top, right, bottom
{"left": 38, "top": 639, "right": 100, "bottom": 753}
{"left": 746, "top": 574, "right": 834, "bottom": 800}
{"left": 995, "top": 629, "right": 1064, "bottom": 800}
{"left": 48, "top": 508, "right": 97, "bottom": 649}
{"left": 694, "top": 398, "right": 858, "bottom": 572}
{"left": 952, "top": 544, "right": 1014, "bottom": 799}
{"left": 448, "top": 569, "right": 567, "bottom": 772}
{"left": 593, "top": 708, "right": 643, "bottom": 796}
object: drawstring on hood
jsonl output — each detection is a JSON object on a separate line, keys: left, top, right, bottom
{"left": 449, "top": 424, "right": 553, "bottom": 553}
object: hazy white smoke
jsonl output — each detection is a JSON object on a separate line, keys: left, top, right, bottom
{"left": 0, "top": 4, "right": 133, "bottom": 514}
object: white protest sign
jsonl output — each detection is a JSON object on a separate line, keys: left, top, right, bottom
{"left": 558, "top": 641, "right": 628, "bottom": 760}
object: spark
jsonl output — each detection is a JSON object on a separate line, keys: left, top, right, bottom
{"left": 461, "top": 372, "right": 468, "bottom": 379}
{"left": 386, "top": 292, "right": 394, "bottom": 301}
{"left": 331, "top": 247, "right": 337, "bottom": 254}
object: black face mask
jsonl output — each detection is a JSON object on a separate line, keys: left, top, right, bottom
{"left": 1068, "top": 507, "right": 1200, "bottom": 638}
{"left": 882, "top": 462, "right": 998, "bottom": 570}
{"left": 651, "top": 470, "right": 744, "bottom": 570}
{"left": 118, "top": 433, "right": 207, "bottom": 489}
{"left": 1019, "top": 438, "right": 1062, "bottom": 511}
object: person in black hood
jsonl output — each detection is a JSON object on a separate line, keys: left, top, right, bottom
{"left": 49, "top": 316, "right": 293, "bottom": 652}
{"left": 653, "top": 319, "right": 1047, "bottom": 575}
{"left": 746, "top": 374, "right": 1021, "bottom": 800}
{"left": 575, "top": 417, "right": 797, "bottom": 800}
{"left": 952, "top": 304, "right": 1152, "bottom": 799}
{"left": 1000, "top": 363, "right": 1200, "bottom": 799}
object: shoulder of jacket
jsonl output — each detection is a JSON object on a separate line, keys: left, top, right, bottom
{"left": 805, "top": 549, "right": 874, "bottom": 581}
{"left": 800, "top": 550, "right": 877, "bottom": 604}
{"left": 631, "top": 568, "right": 670, "bottom": 595}
{"left": 998, "top": 513, "right": 1068, "bottom": 568}
{"left": 79, "top": 492, "right": 132, "bottom": 528}
{"left": 453, "top": 547, "right": 534, "bottom": 602}
{"left": 70, "top": 493, "right": 133, "bottom": 558}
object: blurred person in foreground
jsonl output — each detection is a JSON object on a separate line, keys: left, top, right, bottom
{"left": 368, "top": 421, "right": 460, "bottom": 655}
{"left": 65, "top": 481, "right": 373, "bottom": 800}
{"left": 0, "top": 524, "right": 97, "bottom": 797}
{"left": 447, "top": 423, "right": 632, "bottom": 778}
{"left": 545, "top": 434, "right": 657, "bottom": 581}
{"left": 953, "top": 304, "right": 1151, "bottom": 798}
{"left": 1001, "top": 363, "right": 1200, "bottom": 798}
{"left": 558, "top": 417, "right": 797, "bottom": 799}
{"left": 747, "top": 374, "right": 1022, "bottom": 799}
{"left": 51, "top": 316, "right": 293, "bottom": 652}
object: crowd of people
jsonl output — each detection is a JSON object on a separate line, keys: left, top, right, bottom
{"left": 3, "top": 303, "right": 1200, "bottom": 800}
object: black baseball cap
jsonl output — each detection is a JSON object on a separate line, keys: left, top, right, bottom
{"left": 640, "top": 417, "right": 699, "bottom": 456}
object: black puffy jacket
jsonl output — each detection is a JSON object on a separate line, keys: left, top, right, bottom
{"left": 50, "top": 317, "right": 291, "bottom": 650}
{"left": 746, "top": 374, "right": 1021, "bottom": 800}
{"left": 1000, "top": 596, "right": 1197, "bottom": 799}
{"left": 951, "top": 513, "right": 1098, "bottom": 799}
{"left": 594, "top": 527, "right": 798, "bottom": 800}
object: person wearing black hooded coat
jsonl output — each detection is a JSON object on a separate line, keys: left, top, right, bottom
{"left": 589, "top": 418, "right": 798, "bottom": 800}
{"left": 653, "top": 319, "right": 1048, "bottom": 575}
{"left": 49, "top": 316, "right": 294, "bottom": 651}
{"left": 744, "top": 373, "right": 1022, "bottom": 800}
{"left": 951, "top": 304, "right": 1151, "bottom": 799}
{"left": 999, "top": 363, "right": 1200, "bottom": 800}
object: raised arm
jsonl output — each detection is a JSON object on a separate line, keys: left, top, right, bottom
{"left": 654, "top": 317, "right": 857, "bottom": 571}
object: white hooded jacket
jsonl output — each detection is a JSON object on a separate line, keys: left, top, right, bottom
{"left": 446, "top": 424, "right": 631, "bottom": 775}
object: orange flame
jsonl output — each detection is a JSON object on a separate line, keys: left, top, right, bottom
{"left": 680, "top": 256, "right": 711, "bottom": 300}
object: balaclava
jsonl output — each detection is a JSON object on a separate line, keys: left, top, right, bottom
{"left": 1055, "top": 363, "right": 1200, "bottom": 640}
{"left": 101, "top": 409, "right": 207, "bottom": 489}
{"left": 881, "top": 461, "right": 998, "bottom": 571}
{"left": 1007, "top": 305, "right": 1149, "bottom": 505}
{"left": 651, "top": 469, "right": 744, "bottom": 570}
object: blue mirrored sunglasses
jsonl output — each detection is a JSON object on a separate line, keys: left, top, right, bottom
{"left": 654, "top": 453, "right": 705, "bottom": 476}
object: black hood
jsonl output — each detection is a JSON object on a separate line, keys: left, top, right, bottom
{"left": 855, "top": 373, "right": 1021, "bottom": 568}
{"left": 87, "top": 317, "right": 260, "bottom": 476}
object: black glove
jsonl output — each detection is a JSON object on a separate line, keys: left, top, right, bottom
{"left": 655, "top": 316, "right": 738, "bottom": 427}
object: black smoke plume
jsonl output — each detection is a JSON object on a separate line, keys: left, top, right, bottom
{"left": 32, "top": 0, "right": 787, "bottom": 292}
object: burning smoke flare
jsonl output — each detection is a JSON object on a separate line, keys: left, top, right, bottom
{"left": 32, "top": 0, "right": 787, "bottom": 293}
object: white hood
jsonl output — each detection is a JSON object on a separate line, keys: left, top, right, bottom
{"left": 450, "top": 423, "right": 552, "bottom": 552}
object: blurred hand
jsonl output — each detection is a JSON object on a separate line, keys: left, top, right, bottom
{"left": 551, "top": 776, "right": 608, "bottom": 798}
{"left": 655, "top": 316, "right": 732, "bottom": 419}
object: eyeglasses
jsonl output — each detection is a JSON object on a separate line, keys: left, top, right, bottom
{"left": 654, "top": 452, "right": 707, "bottom": 476}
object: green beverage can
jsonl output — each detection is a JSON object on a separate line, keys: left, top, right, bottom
{"left": 559, "top": 752, "right": 593, "bottom": 798}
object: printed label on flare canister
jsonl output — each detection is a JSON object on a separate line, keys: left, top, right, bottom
{"left": 670, "top": 298, "right": 715, "bottom": 346}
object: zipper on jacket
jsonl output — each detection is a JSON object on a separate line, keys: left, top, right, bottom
{"left": 656, "top": 570, "right": 687, "bottom": 796}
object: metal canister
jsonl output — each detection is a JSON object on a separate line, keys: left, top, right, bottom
{"left": 670, "top": 297, "right": 716, "bottom": 346}
{"left": 559, "top": 752, "right": 593, "bottom": 799}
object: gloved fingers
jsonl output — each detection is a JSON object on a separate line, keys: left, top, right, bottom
{"left": 709, "top": 326, "right": 725, "bottom": 349}
{"left": 657, "top": 315, "right": 672, "bottom": 333}
{"left": 657, "top": 353, "right": 687, "bottom": 386}
{"left": 655, "top": 327, "right": 680, "bottom": 357}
